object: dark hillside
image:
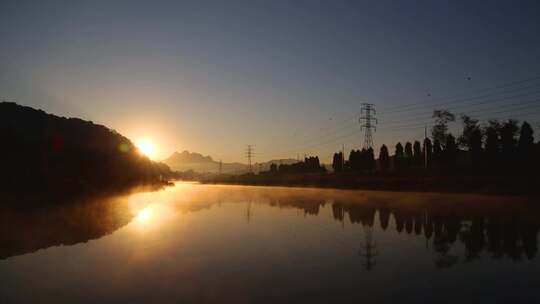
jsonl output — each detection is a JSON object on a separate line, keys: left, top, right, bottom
{"left": 0, "top": 102, "right": 172, "bottom": 197}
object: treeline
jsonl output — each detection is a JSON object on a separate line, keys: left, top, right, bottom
{"left": 0, "top": 102, "right": 173, "bottom": 197}
{"left": 268, "top": 156, "right": 326, "bottom": 174}
{"left": 332, "top": 110, "right": 539, "bottom": 175}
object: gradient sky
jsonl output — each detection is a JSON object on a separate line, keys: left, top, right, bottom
{"left": 2, "top": 0, "right": 540, "bottom": 162}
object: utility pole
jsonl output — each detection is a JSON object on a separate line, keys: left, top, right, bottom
{"left": 359, "top": 103, "right": 377, "bottom": 149}
{"left": 246, "top": 145, "right": 254, "bottom": 172}
{"left": 219, "top": 159, "right": 223, "bottom": 175}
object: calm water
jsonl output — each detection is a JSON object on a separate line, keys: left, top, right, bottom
{"left": 1, "top": 182, "right": 539, "bottom": 303}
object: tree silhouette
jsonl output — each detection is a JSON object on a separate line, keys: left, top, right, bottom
{"left": 443, "top": 134, "right": 458, "bottom": 166}
{"left": 366, "top": 147, "right": 375, "bottom": 172}
{"left": 348, "top": 150, "right": 360, "bottom": 172}
{"left": 500, "top": 119, "right": 519, "bottom": 169}
{"left": 432, "top": 110, "right": 455, "bottom": 146}
{"left": 395, "top": 142, "right": 404, "bottom": 169}
{"left": 332, "top": 152, "right": 344, "bottom": 173}
{"left": 413, "top": 140, "right": 422, "bottom": 166}
{"left": 484, "top": 120, "right": 501, "bottom": 168}
{"left": 459, "top": 115, "right": 483, "bottom": 166}
{"left": 404, "top": 142, "right": 413, "bottom": 167}
{"left": 518, "top": 121, "right": 534, "bottom": 153}
{"left": 423, "top": 138, "right": 433, "bottom": 168}
{"left": 379, "top": 144, "right": 390, "bottom": 171}
{"left": 518, "top": 121, "right": 535, "bottom": 173}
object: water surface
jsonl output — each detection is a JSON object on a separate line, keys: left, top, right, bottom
{"left": 1, "top": 182, "right": 539, "bottom": 303}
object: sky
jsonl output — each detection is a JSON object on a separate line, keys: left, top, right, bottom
{"left": 2, "top": 0, "right": 540, "bottom": 163}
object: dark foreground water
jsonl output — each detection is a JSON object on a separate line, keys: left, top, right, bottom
{"left": 1, "top": 182, "right": 539, "bottom": 303}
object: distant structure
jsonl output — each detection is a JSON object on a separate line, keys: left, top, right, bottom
{"left": 219, "top": 159, "right": 223, "bottom": 174}
{"left": 246, "top": 145, "right": 254, "bottom": 172}
{"left": 359, "top": 103, "right": 377, "bottom": 149}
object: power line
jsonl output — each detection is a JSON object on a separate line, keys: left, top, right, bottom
{"left": 379, "top": 94, "right": 540, "bottom": 127}
{"left": 379, "top": 81, "right": 540, "bottom": 117}
{"left": 380, "top": 102, "right": 540, "bottom": 132}
{"left": 264, "top": 76, "right": 540, "bottom": 158}
{"left": 260, "top": 76, "right": 540, "bottom": 162}
{"left": 377, "top": 75, "right": 540, "bottom": 112}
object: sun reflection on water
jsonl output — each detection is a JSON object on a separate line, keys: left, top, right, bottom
{"left": 135, "top": 207, "right": 153, "bottom": 223}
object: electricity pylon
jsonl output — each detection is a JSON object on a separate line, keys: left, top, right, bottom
{"left": 246, "top": 145, "right": 254, "bottom": 172}
{"left": 359, "top": 103, "right": 377, "bottom": 149}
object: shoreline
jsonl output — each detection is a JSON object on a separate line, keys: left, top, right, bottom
{"left": 200, "top": 173, "right": 540, "bottom": 197}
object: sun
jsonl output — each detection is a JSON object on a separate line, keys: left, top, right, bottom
{"left": 136, "top": 139, "right": 157, "bottom": 159}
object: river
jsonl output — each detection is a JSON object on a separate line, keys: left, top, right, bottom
{"left": 1, "top": 182, "right": 538, "bottom": 303}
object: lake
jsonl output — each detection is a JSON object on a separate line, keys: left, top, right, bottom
{"left": 1, "top": 182, "right": 539, "bottom": 303}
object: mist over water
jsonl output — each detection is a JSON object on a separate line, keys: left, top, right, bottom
{"left": 1, "top": 182, "right": 538, "bottom": 303}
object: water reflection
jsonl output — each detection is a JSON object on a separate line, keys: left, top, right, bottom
{"left": 2, "top": 184, "right": 538, "bottom": 267}
{"left": 0, "top": 195, "right": 135, "bottom": 260}
{"left": 171, "top": 185, "right": 539, "bottom": 268}
{"left": 1, "top": 183, "right": 539, "bottom": 303}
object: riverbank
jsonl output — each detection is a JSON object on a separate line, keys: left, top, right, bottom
{"left": 201, "top": 172, "right": 539, "bottom": 196}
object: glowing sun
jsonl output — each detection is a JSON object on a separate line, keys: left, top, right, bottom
{"left": 136, "top": 139, "right": 157, "bottom": 159}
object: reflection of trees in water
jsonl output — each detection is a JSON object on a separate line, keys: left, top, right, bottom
{"left": 244, "top": 190, "right": 539, "bottom": 266}
{"left": 0, "top": 195, "right": 132, "bottom": 260}
{"left": 268, "top": 197, "right": 325, "bottom": 217}
{"left": 267, "top": 192, "right": 538, "bottom": 266}
{"left": 330, "top": 201, "right": 539, "bottom": 266}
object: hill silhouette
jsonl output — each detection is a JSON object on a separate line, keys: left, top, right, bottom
{"left": 164, "top": 150, "right": 297, "bottom": 174}
{"left": 0, "top": 102, "right": 172, "bottom": 199}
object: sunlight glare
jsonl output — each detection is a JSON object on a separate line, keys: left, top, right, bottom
{"left": 135, "top": 207, "right": 153, "bottom": 223}
{"left": 136, "top": 139, "right": 157, "bottom": 159}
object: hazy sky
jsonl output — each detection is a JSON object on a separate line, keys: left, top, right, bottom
{"left": 2, "top": 0, "right": 540, "bottom": 162}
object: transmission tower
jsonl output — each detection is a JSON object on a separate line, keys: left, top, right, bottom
{"left": 359, "top": 103, "right": 377, "bottom": 149}
{"left": 246, "top": 145, "right": 254, "bottom": 172}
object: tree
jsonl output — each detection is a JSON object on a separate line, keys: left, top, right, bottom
{"left": 432, "top": 110, "right": 455, "bottom": 146}
{"left": 348, "top": 150, "right": 362, "bottom": 172}
{"left": 423, "top": 138, "right": 433, "bottom": 168}
{"left": 332, "top": 152, "right": 344, "bottom": 173}
{"left": 404, "top": 142, "right": 413, "bottom": 167}
{"left": 379, "top": 144, "right": 390, "bottom": 171}
{"left": 413, "top": 141, "right": 422, "bottom": 166}
{"left": 443, "top": 134, "right": 458, "bottom": 165}
{"left": 459, "top": 115, "right": 483, "bottom": 165}
{"left": 518, "top": 121, "right": 534, "bottom": 155}
{"left": 500, "top": 119, "right": 519, "bottom": 164}
{"left": 518, "top": 121, "right": 535, "bottom": 172}
{"left": 458, "top": 115, "right": 479, "bottom": 148}
{"left": 395, "top": 142, "right": 404, "bottom": 169}
{"left": 366, "top": 147, "right": 375, "bottom": 172}
{"left": 484, "top": 120, "right": 501, "bottom": 165}
{"left": 433, "top": 139, "right": 442, "bottom": 164}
